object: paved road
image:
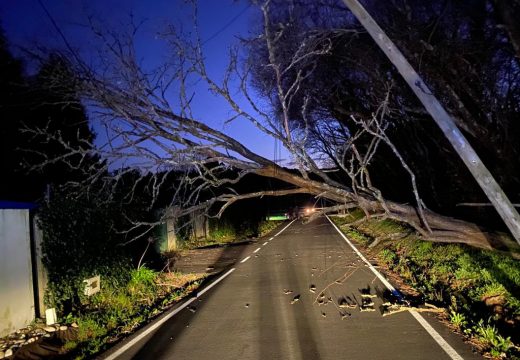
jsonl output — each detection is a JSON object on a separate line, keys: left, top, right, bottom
{"left": 105, "top": 217, "right": 482, "bottom": 360}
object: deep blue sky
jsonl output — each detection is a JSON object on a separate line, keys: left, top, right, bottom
{"left": 0, "top": 0, "right": 283, "bottom": 163}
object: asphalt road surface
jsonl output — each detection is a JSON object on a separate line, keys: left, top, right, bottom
{"left": 103, "top": 217, "right": 482, "bottom": 360}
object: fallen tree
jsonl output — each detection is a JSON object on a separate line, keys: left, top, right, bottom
{"left": 29, "top": 0, "right": 520, "bottom": 256}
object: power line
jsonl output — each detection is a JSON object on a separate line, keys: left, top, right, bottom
{"left": 202, "top": 3, "right": 251, "bottom": 45}
{"left": 37, "top": 0, "right": 77, "bottom": 61}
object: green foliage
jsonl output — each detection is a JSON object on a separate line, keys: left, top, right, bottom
{"left": 39, "top": 190, "right": 133, "bottom": 313}
{"left": 378, "top": 248, "right": 397, "bottom": 266}
{"left": 66, "top": 270, "right": 204, "bottom": 359}
{"left": 77, "top": 317, "right": 107, "bottom": 342}
{"left": 449, "top": 311, "right": 467, "bottom": 329}
{"left": 332, "top": 212, "right": 520, "bottom": 356}
{"left": 209, "top": 220, "right": 237, "bottom": 242}
{"left": 344, "top": 228, "right": 372, "bottom": 246}
{"left": 128, "top": 267, "right": 158, "bottom": 302}
{"left": 475, "top": 320, "right": 512, "bottom": 357}
{"left": 258, "top": 220, "right": 279, "bottom": 236}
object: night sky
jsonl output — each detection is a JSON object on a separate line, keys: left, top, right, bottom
{"left": 0, "top": 0, "right": 282, "bottom": 163}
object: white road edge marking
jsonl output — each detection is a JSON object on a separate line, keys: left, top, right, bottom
{"left": 103, "top": 297, "right": 197, "bottom": 360}
{"left": 253, "top": 247, "right": 261, "bottom": 253}
{"left": 273, "top": 219, "right": 296, "bottom": 237}
{"left": 269, "top": 237, "right": 274, "bottom": 241}
{"left": 326, "top": 216, "right": 464, "bottom": 360}
{"left": 197, "top": 268, "right": 236, "bottom": 297}
{"left": 104, "top": 268, "right": 235, "bottom": 360}
{"left": 105, "top": 220, "right": 298, "bottom": 360}
{"left": 240, "top": 256, "right": 251, "bottom": 263}
{"left": 263, "top": 242, "right": 268, "bottom": 246}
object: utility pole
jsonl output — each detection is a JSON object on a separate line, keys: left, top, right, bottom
{"left": 342, "top": 0, "right": 520, "bottom": 245}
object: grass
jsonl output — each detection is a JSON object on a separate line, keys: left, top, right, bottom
{"left": 62, "top": 267, "right": 205, "bottom": 359}
{"left": 258, "top": 220, "right": 281, "bottom": 236}
{"left": 181, "top": 220, "right": 281, "bottom": 250}
{"left": 331, "top": 213, "right": 520, "bottom": 358}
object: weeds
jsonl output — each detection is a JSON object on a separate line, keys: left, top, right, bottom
{"left": 331, "top": 214, "right": 520, "bottom": 358}
{"left": 62, "top": 269, "right": 205, "bottom": 359}
{"left": 449, "top": 311, "right": 467, "bottom": 329}
{"left": 475, "top": 320, "right": 512, "bottom": 357}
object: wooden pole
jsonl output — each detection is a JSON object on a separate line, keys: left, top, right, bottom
{"left": 342, "top": 0, "right": 520, "bottom": 245}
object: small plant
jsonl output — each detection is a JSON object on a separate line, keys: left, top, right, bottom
{"left": 345, "top": 228, "right": 371, "bottom": 246}
{"left": 128, "top": 266, "right": 158, "bottom": 304}
{"left": 449, "top": 311, "right": 467, "bottom": 329}
{"left": 77, "top": 317, "right": 107, "bottom": 342}
{"left": 379, "top": 248, "right": 397, "bottom": 266}
{"left": 475, "top": 320, "right": 512, "bottom": 357}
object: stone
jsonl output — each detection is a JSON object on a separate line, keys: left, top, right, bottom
{"left": 27, "top": 338, "right": 36, "bottom": 344}
{"left": 4, "top": 349, "right": 12, "bottom": 357}
{"left": 0, "top": 351, "right": 4, "bottom": 359}
{"left": 44, "top": 326, "right": 56, "bottom": 333}
{"left": 59, "top": 326, "right": 67, "bottom": 331}
{"left": 71, "top": 323, "right": 78, "bottom": 328}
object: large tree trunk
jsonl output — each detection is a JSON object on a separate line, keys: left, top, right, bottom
{"left": 254, "top": 165, "right": 520, "bottom": 258}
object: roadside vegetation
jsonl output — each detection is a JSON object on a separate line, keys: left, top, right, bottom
{"left": 65, "top": 269, "right": 204, "bottom": 359}
{"left": 37, "top": 193, "right": 207, "bottom": 359}
{"left": 332, "top": 211, "right": 520, "bottom": 359}
{"left": 180, "top": 217, "right": 280, "bottom": 249}
{"left": 37, "top": 191, "right": 281, "bottom": 359}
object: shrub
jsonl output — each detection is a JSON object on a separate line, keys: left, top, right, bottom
{"left": 38, "top": 191, "right": 133, "bottom": 314}
{"left": 475, "top": 320, "right": 512, "bottom": 357}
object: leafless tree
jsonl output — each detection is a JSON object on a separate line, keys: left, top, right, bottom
{"left": 29, "top": 0, "right": 519, "bottom": 255}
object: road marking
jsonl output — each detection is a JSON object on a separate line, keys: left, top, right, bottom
{"left": 104, "top": 220, "right": 297, "bottom": 359}
{"left": 240, "top": 256, "right": 251, "bottom": 263}
{"left": 104, "top": 267, "right": 236, "bottom": 360}
{"left": 273, "top": 219, "right": 296, "bottom": 237}
{"left": 269, "top": 237, "right": 274, "bottom": 241}
{"left": 410, "top": 311, "right": 464, "bottom": 360}
{"left": 197, "top": 268, "right": 236, "bottom": 297}
{"left": 326, "top": 216, "right": 464, "bottom": 360}
{"left": 103, "top": 297, "right": 197, "bottom": 360}
{"left": 253, "top": 247, "right": 261, "bottom": 253}
{"left": 263, "top": 241, "right": 268, "bottom": 246}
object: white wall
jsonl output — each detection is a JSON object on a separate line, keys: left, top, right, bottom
{"left": 0, "top": 209, "right": 35, "bottom": 336}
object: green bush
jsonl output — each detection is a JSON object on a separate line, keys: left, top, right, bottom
{"left": 38, "top": 191, "right": 133, "bottom": 314}
{"left": 258, "top": 220, "right": 279, "bottom": 236}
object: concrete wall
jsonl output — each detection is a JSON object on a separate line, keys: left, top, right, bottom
{"left": 0, "top": 209, "right": 35, "bottom": 336}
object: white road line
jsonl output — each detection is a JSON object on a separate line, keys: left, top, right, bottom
{"left": 253, "top": 247, "right": 261, "bottom": 253}
{"left": 197, "top": 268, "right": 236, "bottom": 297}
{"left": 326, "top": 215, "right": 464, "bottom": 360}
{"left": 104, "top": 267, "right": 237, "bottom": 360}
{"left": 240, "top": 256, "right": 251, "bottom": 263}
{"left": 106, "top": 220, "right": 298, "bottom": 359}
{"left": 273, "top": 219, "right": 296, "bottom": 237}
{"left": 263, "top": 242, "right": 268, "bottom": 246}
{"left": 410, "top": 311, "right": 464, "bottom": 360}
{"left": 103, "top": 297, "right": 197, "bottom": 360}
{"left": 269, "top": 237, "right": 274, "bottom": 241}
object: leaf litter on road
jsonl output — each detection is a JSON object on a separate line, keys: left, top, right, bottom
{"left": 291, "top": 294, "right": 301, "bottom": 304}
